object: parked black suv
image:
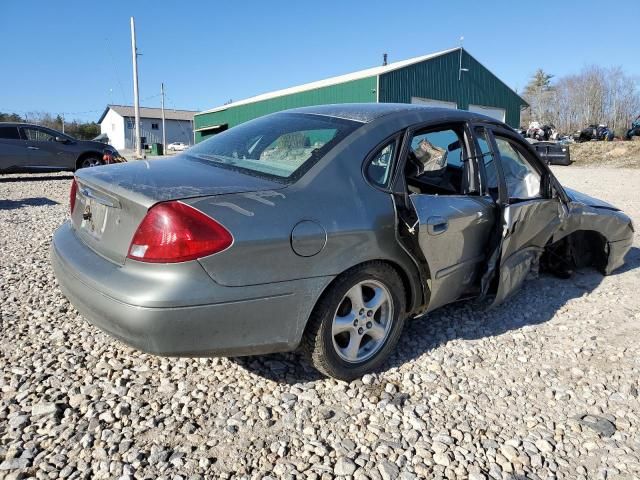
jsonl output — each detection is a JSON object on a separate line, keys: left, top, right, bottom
{"left": 0, "top": 122, "right": 125, "bottom": 173}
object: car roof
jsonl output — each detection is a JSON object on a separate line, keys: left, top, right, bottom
{"left": 284, "top": 103, "right": 506, "bottom": 126}
{"left": 0, "top": 122, "right": 54, "bottom": 129}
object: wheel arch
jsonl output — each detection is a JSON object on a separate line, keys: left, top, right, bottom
{"left": 303, "top": 258, "right": 422, "bottom": 338}
{"left": 299, "top": 258, "right": 416, "bottom": 379}
{"left": 543, "top": 229, "right": 609, "bottom": 274}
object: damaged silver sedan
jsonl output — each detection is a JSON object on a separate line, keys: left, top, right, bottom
{"left": 51, "top": 104, "right": 634, "bottom": 380}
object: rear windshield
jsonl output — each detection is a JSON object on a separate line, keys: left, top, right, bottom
{"left": 187, "top": 113, "right": 361, "bottom": 182}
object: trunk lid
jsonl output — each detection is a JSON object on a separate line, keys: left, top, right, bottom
{"left": 72, "top": 157, "right": 285, "bottom": 265}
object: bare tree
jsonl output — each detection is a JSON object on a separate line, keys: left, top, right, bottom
{"left": 523, "top": 66, "right": 640, "bottom": 136}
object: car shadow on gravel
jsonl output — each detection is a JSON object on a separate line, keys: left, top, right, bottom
{"left": 235, "top": 247, "right": 640, "bottom": 384}
{"left": 229, "top": 353, "right": 326, "bottom": 383}
{"left": 0, "top": 197, "right": 59, "bottom": 210}
{"left": 0, "top": 174, "right": 73, "bottom": 182}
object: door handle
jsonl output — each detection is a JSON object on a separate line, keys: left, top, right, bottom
{"left": 426, "top": 216, "right": 448, "bottom": 235}
{"left": 27, "top": 146, "right": 40, "bottom": 150}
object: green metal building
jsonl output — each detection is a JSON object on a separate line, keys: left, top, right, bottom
{"left": 194, "top": 48, "right": 528, "bottom": 142}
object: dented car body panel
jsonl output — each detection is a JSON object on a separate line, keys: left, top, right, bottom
{"left": 490, "top": 197, "right": 564, "bottom": 306}
{"left": 551, "top": 196, "right": 633, "bottom": 274}
{"left": 50, "top": 104, "right": 633, "bottom": 359}
{"left": 409, "top": 194, "right": 496, "bottom": 311}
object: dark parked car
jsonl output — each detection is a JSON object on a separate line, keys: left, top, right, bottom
{"left": 575, "top": 124, "right": 614, "bottom": 142}
{"left": 527, "top": 139, "right": 572, "bottom": 165}
{"left": 625, "top": 117, "right": 640, "bottom": 140}
{"left": 51, "top": 104, "right": 634, "bottom": 380}
{"left": 0, "top": 122, "right": 124, "bottom": 173}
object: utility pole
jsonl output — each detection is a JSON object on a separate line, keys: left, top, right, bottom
{"left": 130, "top": 17, "right": 141, "bottom": 158}
{"left": 61, "top": 114, "right": 65, "bottom": 134}
{"left": 161, "top": 82, "right": 166, "bottom": 154}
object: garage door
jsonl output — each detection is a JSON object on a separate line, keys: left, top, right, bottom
{"left": 411, "top": 97, "right": 457, "bottom": 109}
{"left": 468, "top": 104, "right": 506, "bottom": 122}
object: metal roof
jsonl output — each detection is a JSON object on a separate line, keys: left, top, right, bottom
{"left": 284, "top": 103, "right": 507, "bottom": 125}
{"left": 199, "top": 48, "right": 460, "bottom": 115}
{"left": 98, "top": 105, "right": 198, "bottom": 124}
{"left": 285, "top": 103, "right": 435, "bottom": 123}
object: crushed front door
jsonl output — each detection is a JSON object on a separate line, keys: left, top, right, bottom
{"left": 489, "top": 198, "right": 562, "bottom": 305}
{"left": 477, "top": 128, "right": 564, "bottom": 306}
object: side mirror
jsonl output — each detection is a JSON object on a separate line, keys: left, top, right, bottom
{"left": 55, "top": 136, "right": 67, "bottom": 143}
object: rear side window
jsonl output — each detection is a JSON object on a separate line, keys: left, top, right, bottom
{"left": 0, "top": 127, "right": 20, "bottom": 140}
{"left": 187, "top": 113, "right": 360, "bottom": 182}
{"left": 365, "top": 140, "right": 396, "bottom": 188}
{"left": 405, "top": 127, "right": 467, "bottom": 195}
{"left": 410, "top": 129, "right": 463, "bottom": 169}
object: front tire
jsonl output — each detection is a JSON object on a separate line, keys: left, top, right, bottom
{"left": 78, "top": 156, "right": 103, "bottom": 169}
{"left": 303, "top": 262, "right": 406, "bottom": 381}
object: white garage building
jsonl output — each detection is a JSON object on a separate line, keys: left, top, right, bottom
{"left": 98, "top": 105, "right": 197, "bottom": 151}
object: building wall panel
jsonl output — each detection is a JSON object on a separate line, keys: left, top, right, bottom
{"left": 195, "top": 77, "right": 376, "bottom": 142}
{"left": 379, "top": 50, "right": 525, "bottom": 127}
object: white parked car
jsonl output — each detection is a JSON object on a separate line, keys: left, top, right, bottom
{"left": 167, "top": 142, "right": 189, "bottom": 152}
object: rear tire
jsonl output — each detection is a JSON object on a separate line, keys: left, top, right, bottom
{"left": 303, "top": 262, "right": 406, "bottom": 381}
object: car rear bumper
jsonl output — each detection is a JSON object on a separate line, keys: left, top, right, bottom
{"left": 51, "top": 222, "right": 332, "bottom": 357}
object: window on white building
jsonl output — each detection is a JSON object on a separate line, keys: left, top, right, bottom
{"left": 151, "top": 123, "right": 159, "bottom": 130}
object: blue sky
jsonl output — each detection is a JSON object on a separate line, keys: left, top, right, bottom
{"left": 1, "top": 0, "right": 638, "bottom": 122}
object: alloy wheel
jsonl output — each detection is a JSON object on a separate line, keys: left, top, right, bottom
{"left": 81, "top": 158, "right": 102, "bottom": 168}
{"left": 331, "top": 279, "right": 393, "bottom": 363}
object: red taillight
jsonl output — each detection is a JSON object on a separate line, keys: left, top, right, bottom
{"left": 70, "top": 178, "right": 78, "bottom": 215}
{"left": 127, "top": 201, "right": 233, "bottom": 263}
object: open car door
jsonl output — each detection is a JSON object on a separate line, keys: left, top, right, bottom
{"left": 475, "top": 127, "right": 565, "bottom": 306}
{"left": 398, "top": 123, "right": 496, "bottom": 312}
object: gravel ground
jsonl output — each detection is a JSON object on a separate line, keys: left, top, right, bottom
{"left": 1, "top": 168, "right": 639, "bottom": 480}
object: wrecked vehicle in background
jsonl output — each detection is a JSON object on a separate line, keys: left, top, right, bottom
{"left": 625, "top": 116, "right": 640, "bottom": 140}
{"left": 575, "top": 124, "right": 615, "bottom": 142}
{"left": 526, "top": 139, "right": 572, "bottom": 166}
{"left": 51, "top": 104, "right": 634, "bottom": 380}
{"left": 526, "top": 122, "right": 558, "bottom": 141}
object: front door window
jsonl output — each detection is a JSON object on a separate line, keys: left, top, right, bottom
{"left": 22, "top": 128, "right": 56, "bottom": 142}
{"left": 493, "top": 137, "right": 542, "bottom": 201}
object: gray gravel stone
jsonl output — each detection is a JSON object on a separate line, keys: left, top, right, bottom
{"left": 433, "top": 451, "right": 452, "bottom": 467}
{"left": 0, "top": 458, "right": 30, "bottom": 470}
{"left": 535, "top": 439, "right": 554, "bottom": 454}
{"left": 334, "top": 457, "right": 357, "bottom": 476}
{"left": 30, "top": 403, "right": 58, "bottom": 417}
{"left": 574, "top": 414, "right": 617, "bottom": 437}
{"left": 378, "top": 460, "right": 399, "bottom": 480}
